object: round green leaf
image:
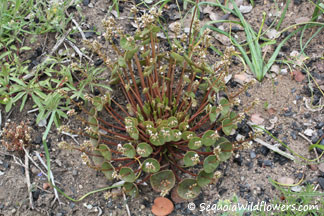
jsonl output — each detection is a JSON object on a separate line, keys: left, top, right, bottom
{"left": 177, "top": 179, "right": 201, "bottom": 200}
{"left": 203, "top": 155, "right": 219, "bottom": 173}
{"left": 172, "top": 129, "right": 182, "bottom": 142}
{"left": 98, "top": 144, "right": 111, "bottom": 161}
{"left": 183, "top": 151, "right": 199, "bottom": 167}
{"left": 150, "top": 170, "right": 175, "bottom": 192}
{"left": 188, "top": 137, "right": 202, "bottom": 150}
{"left": 219, "top": 97, "right": 230, "bottom": 119}
{"left": 129, "top": 127, "right": 139, "bottom": 140}
{"left": 202, "top": 130, "right": 217, "bottom": 146}
{"left": 167, "top": 117, "right": 178, "bottom": 128}
{"left": 179, "top": 121, "right": 189, "bottom": 131}
{"left": 120, "top": 167, "right": 136, "bottom": 182}
{"left": 158, "top": 127, "right": 173, "bottom": 143}
{"left": 123, "top": 143, "right": 136, "bottom": 158}
{"left": 181, "top": 131, "right": 195, "bottom": 140}
{"left": 197, "top": 170, "right": 213, "bottom": 187}
{"left": 92, "top": 150, "right": 104, "bottom": 166}
{"left": 149, "top": 133, "right": 163, "bottom": 146}
{"left": 222, "top": 118, "right": 234, "bottom": 135}
{"left": 123, "top": 182, "right": 138, "bottom": 198}
{"left": 136, "top": 142, "right": 153, "bottom": 157}
{"left": 101, "top": 162, "right": 114, "bottom": 180}
{"left": 209, "top": 106, "right": 218, "bottom": 123}
{"left": 143, "top": 121, "right": 154, "bottom": 129}
{"left": 142, "top": 158, "right": 160, "bottom": 173}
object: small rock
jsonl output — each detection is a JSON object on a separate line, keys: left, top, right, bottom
{"left": 277, "top": 177, "right": 294, "bottom": 185}
{"left": 318, "top": 163, "right": 324, "bottom": 173}
{"left": 280, "top": 68, "right": 288, "bottom": 75}
{"left": 236, "top": 134, "right": 245, "bottom": 142}
{"left": 318, "top": 177, "right": 324, "bottom": 190}
{"left": 250, "top": 151, "right": 256, "bottom": 159}
{"left": 304, "top": 113, "right": 311, "bottom": 118}
{"left": 0, "top": 171, "right": 4, "bottom": 176}
{"left": 304, "top": 129, "right": 314, "bottom": 137}
{"left": 55, "top": 159, "right": 62, "bottom": 167}
{"left": 0, "top": 160, "right": 2, "bottom": 165}
{"left": 290, "top": 131, "right": 297, "bottom": 140}
{"left": 43, "top": 182, "right": 51, "bottom": 190}
{"left": 72, "top": 170, "right": 78, "bottom": 176}
{"left": 88, "top": 2, "right": 94, "bottom": 8}
{"left": 233, "top": 154, "right": 243, "bottom": 166}
{"left": 291, "top": 186, "right": 302, "bottom": 192}
{"left": 32, "top": 189, "right": 40, "bottom": 201}
{"left": 31, "top": 166, "right": 39, "bottom": 174}
{"left": 11, "top": 209, "right": 16, "bottom": 214}
{"left": 83, "top": 0, "right": 90, "bottom": 6}
{"left": 239, "top": 5, "right": 253, "bottom": 13}
{"left": 260, "top": 146, "right": 269, "bottom": 156}
{"left": 315, "top": 122, "right": 324, "bottom": 129}
{"left": 263, "top": 160, "right": 272, "bottom": 167}
{"left": 309, "top": 164, "right": 318, "bottom": 171}
{"left": 34, "top": 135, "right": 42, "bottom": 144}
{"left": 69, "top": 202, "right": 75, "bottom": 209}
{"left": 140, "top": 204, "right": 145, "bottom": 210}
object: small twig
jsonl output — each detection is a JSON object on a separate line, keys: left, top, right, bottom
{"left": 62, "top": 131, "right": 79, "bottom": 145}
{"left": 96, "top": 206, "right": 103, "bottom": 216}
{"left": 27, "top": 108, "right": 39, "bottom": 114}
{"left": 23, "top": 148, "right": 34, "bottom": 209}
{"left": 65, "top": 39, "right": 93, "bottom": 62}
{"left": 35, "top": 151, "right": 63, "bottom": 206}
{"left": 0, "top": 110, "right": 2, "bottom": 129}
{"left": 123, "top": 191, "right": 131, "bottom": 216}
{"left": 65, "top": 10, "right": 86, "bottom": 41}
{"left": 23, "top": 29, "right": 71, "bottom": 81}
{"left": 254, "top": 138, "right": 295, "bottom": 161}
{"left": 298, "top": 132, "right": 320, "bottom": 163}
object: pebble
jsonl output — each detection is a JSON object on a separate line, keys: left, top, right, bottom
{"left": 277, "top": 177, "right": 294, "bottom": 185}
{"left": 34, "top": 135, "right": 42, "bottom": 144}
{"left": 264, "top": 160, "right": 272, "bottom": 167}
{"left": 0, "top": 171, "right": 4, "bottom": 176}
{"left": 291, "top": 186, "right": 302, "bottom": 192}
{"left": 290, "top": 131, "right": 297, "bottom": 140}
{"left": 88, "top": 2, "right": 94, "bottom": 8}
{"left": 233, "top": 154, "right": 243, "bottom": 166}
{"left": 281, "top": 68, "right": 288, "bottom": 75}
{"left": 43, "top": 183, "right": 51, "bottom": 190}
{"left": 309, "top": 164, "right": 318, "bottom": 171}
{"left": 315, "top": 122, "right": 324, "bottom": 129}
{"left": 304, "top": 129, "right": 314, "bottom": 137}
{"left": 32, "top": 189, "right": 40, "bottom": 201}
{"left": 72, "top": 170, "right": 78, "bottom": 176}
{"left": 0, "top": 160, "right": 3, "bottom": 165}
{"left": 318, "top": 163, "right": 324, "bottom": 173}
{"left": 31, "top": 166, "right": 39, "bottom": 174}
{"left": 260, "top": 146, "right": 270, "bottom": 156}
{"left": 250, "top": 151, "right": 256, "bottom": 159}
{"left": 304, "top": 113, "right": 311, "bottom": 119}
{"left": 83, "top": 0, "right": 90, "bottom": 6}
{"left": 318, "top": 177, "right": 324, "bottom": 190}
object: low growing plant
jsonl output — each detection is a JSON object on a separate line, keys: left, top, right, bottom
{"left": 58, "top": 7, "right": 256, "bottom": 200}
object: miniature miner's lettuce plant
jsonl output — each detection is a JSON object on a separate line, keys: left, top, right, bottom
{"left": 58, "top": 7, "right": 256, "bottom": 200}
